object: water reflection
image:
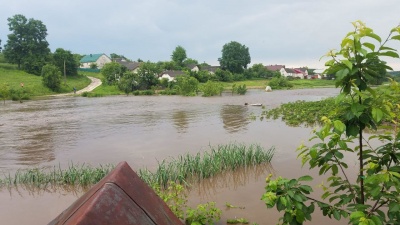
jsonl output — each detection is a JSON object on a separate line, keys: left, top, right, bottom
{"left": 172, "top": 110, "right": 189, "bottom": 133}
{"left": 220, "top": 105, "right": 250, "bottom": 133}
{"left": 16, "top": 125, "right": 56, "bottom": 165}
{"left": 190, "top": 163, "right": 274, "bottom": 198}
{"left": 3, "top": 183, "right": 85, "bottom": 198}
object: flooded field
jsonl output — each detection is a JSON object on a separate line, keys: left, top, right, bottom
{"left": 0, "top": 88, "right": 350, "bottom": 224}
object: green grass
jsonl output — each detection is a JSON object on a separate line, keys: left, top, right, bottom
{"left": 0, "top": 63, "right": 91, "bottom": 97}
{"left": 0, "top": 163, "right": 114, "bottom": 188}
{"left": 289, "top": 79, "right": 335, "bottom": 89}
{"left": 222, "top": 79, "right": 335, "bottom": 90}
{"left": 138, "top": 143, "right": 275, "bottom": 188}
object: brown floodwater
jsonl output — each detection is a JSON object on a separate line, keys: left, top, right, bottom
{"left": 0, "top": 88, "right": 353, "bottom": 225}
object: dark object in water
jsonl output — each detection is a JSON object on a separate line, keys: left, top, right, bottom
{"left": 245, "top": 103, "right": 262, "bottom": 106}
{"left": 48, "top": 161, "right": 182, "bottom": 225}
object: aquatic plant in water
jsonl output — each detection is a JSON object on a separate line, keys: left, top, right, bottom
{"left": 138, "top": 143, "right": 275, "bottom": 188}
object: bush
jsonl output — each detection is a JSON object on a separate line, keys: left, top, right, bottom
{"left": 201, "top": 81, "right": 223, "bottom": 97}
{"left": 268, "top": 77, "right": 293, "bottom": 89}
{"left": 41, "top": 64, "right": 62, "bottom": 91}
{"left": 9, "top": 87, "right": 30, "bottom": 101}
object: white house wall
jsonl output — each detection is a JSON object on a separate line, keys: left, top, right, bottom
{"left": 96, "top": 55, "right": 112, "bottom": 69}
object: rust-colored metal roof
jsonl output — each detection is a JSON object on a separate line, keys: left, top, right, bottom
{"left": 48, "top": 161, "right": 183, "bottom": 225}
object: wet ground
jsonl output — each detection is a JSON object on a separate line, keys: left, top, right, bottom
{"left": 0, "top": 88, "right": 351, "bottom": 224}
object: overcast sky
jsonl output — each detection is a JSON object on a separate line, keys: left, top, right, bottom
{"left": 1, "top": 0, "right": 400, "bottom": 70}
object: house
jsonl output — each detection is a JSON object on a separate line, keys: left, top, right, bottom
{"left": 159, "top": 70, "right": 186, "bottom": 82}
{"left": 308, "top": 69, "right": 325, "bottom": 79}
{"left": 266, "top": 65, "right": 308, "bottom": 79}
{"left": 265, "top": 65, "right": 286, "bottom": 77}
{"left": 80, "top": 54, "right": 111, "bottom": 69}
{"left": 186, "top": 64, "right": 200, "bottom": 72}
{"left": 200, "top": 65, "right": 220, "bottom": 74}
{"left": 114, "top": 58, "right": 141, "bottom": 73}
{"left": 294, "top": 68, "right": 308, "bottom": 78}
{"left": 265, "top": 64, "right": 285, "bottom": 72}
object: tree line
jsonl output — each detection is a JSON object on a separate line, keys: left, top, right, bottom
{"left": 0, "top": 14, "right": 280, "bottom": 93}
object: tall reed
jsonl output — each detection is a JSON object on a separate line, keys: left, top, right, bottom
{"left": 0, "top": 163, "right": 114, "bottom": 188}
{"left": 138, "top": 143, "right": 275, "bottom": 188}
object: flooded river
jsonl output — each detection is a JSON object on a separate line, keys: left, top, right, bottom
{"left": 0, "top": 88, "right": 350, "bottom": 224}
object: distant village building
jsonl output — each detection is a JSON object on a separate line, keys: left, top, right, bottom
{"left": 80, "top": 54, "right": 111, "bottom": 69}
{"left": 265, "top": 64, "right": 311, "bottom": 79}
{"left": 158, "top": 70, "right": 186, "bottom": 82}
{"left": 186, "top": 64, "right": 200, "bottom": 72}
{"left": 114, "top": 58, "right": 142, "bottom": 73}
{"left": 200, "top": 65, "right": 220, "bottom": 74}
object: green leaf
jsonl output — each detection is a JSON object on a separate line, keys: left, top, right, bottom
{"left": 346, "top": 124, "right": 359, "bottom": 137}
{"left": 379, "top": 51, "right": 399, "bottom": 58}
{"left": 370, "top": 215, "right": 383, "bottom": 225}
{"left": 335, "top": 68, "right": 349, "bottom": 81}
{"left": 324, "top": 59, "right": 335, "bottom": 66}
{"left": 338, "top": 140, "right": 348, "bottom": 150}
{"left": 310, "top": 147, "right": 317, "bottom": 159}
{"left": 293, "top": 194, "right": 305, "bottom": 202}
{"left": 362, "top": 42, "right": 375, "bottom": 51}
{"left": 298, "top": 175, "right": 313, "bottom": 181}
{"left": 372, "top": 108, "right": 383, "bottom": 123}
{"left": 367, "top": 33, "right": 382, "bottom": 42}
{"left": 379, "top": 46, "right": 397, "bottom": 51}
{"left": 287, "top": 190, "right": 295, "bottom": 198}
{"left": 299, "top": 185, "right": 312, "bottom": 194}
{"left": 350, "top": 211, "right": 365, "bottom": 221}
{"left": 333, "top": 210, "right": 341, "bottom": 220}
{"left": 391, "top": 34, "right": 400, "bottom": 41}
{"left": 389, "top": 166, "right": 400, "bottom": 172}
{"left": 332, "top": 164, "right": 339, "bottom": 175}
{"left": 389, "top": 202, "right": 400, "bottom": 212}
{"left": 333, "top": 120, "right": 346, "bottom": 134}
{"left": 279, "top": 196, "right": 287, "bottom": 206}
{"left": 371, "top": 186, "right": 381, "bottom": 197}
{"left": 341, "top": 60, "right": 353, "bottom": 70}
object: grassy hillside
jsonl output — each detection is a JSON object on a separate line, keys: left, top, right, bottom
{"left": 0, "top": 63, "right": 91, "bottom": 98}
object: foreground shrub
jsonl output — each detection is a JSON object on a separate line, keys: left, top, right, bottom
{"left": 262, "top": 21, "right": 400, "bottom": 225}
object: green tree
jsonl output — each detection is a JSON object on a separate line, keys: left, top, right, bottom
{"left": 175, "top": 75, "right": 199, "bottom": 96}
{"left": 3, "top": 14, "right": 50, "bottom": 75}
{"left": 110, "top": 53, "right": 130, "bottom": 61}
{"left": 101, "top": 62, "right": 127, "bottom": 85}
{"left": 117, "top": 72, "right": 138, "bottom": 94}
{"left": 218, "top": 41, "right": 251, "bottom": 73}
{"left": 183, "top": 58, "right": 198, "bottom": 67}
{"left": 52, "top": 48, "right": 78, "bottom": 77}
{"left": 171, "top": 45, "right": 187, "bottom": 67}
{"left": 41, "top": 64, "right": 62, "bottom": 91}
{"left": 262, "top": 21, "right": 400, "bottom": 225}
{"left": 245, "top": 63, "right": 275, "bottom": 79}
{"left": 136, "top": 61, "right": 161, "bottom": 90}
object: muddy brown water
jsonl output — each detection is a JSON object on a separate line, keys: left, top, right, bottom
{"left": 0, "top": 88, "right": 353, "bottom": 225}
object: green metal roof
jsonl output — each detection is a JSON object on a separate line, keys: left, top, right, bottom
{"left": 80, "top": 54, "right": 105, "bottom": 63}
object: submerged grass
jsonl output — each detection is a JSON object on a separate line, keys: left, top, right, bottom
{"left": 0, "top": 144, "right": 274, "bottom": 190}
{"left": 0, "top": 163, "right": 114, "bottom": 188}
{"left": 138, "top": 143, "right": 275, "bottom": 188}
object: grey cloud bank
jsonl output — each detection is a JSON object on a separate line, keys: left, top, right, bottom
{"left": 1, "top": 0, "right": 399, "bottom": 70}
